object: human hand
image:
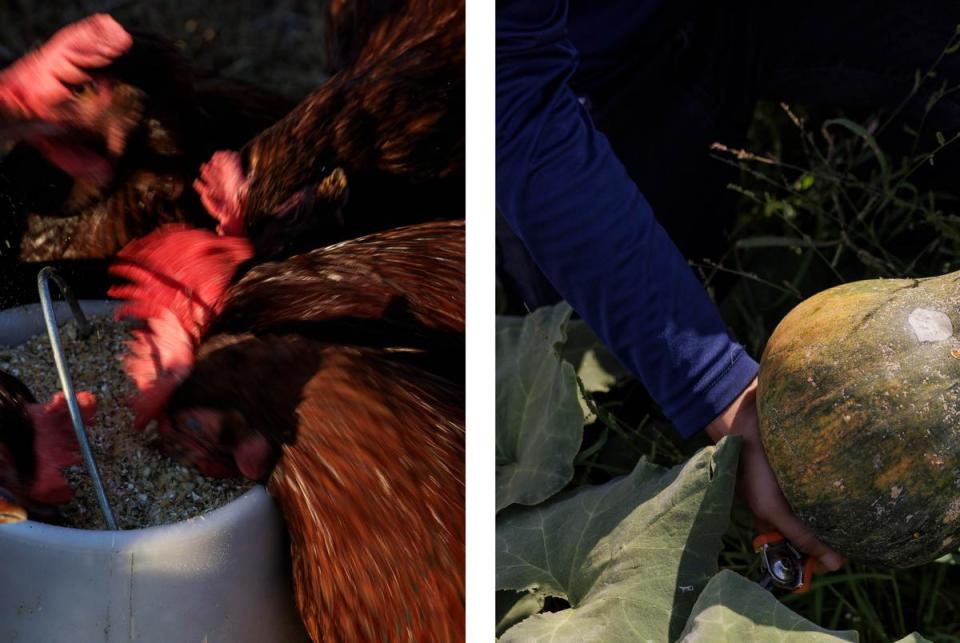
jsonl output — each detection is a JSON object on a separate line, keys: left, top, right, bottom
{"left": 705, "top": 377, "right": 845, "bottom": 575}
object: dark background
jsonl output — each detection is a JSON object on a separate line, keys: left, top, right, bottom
{"left": 0, "top": 0, "right": 330, "bottom": 98}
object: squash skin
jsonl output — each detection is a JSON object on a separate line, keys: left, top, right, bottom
{"left": 758, "top": 273, "right": 960, "bottom": 568}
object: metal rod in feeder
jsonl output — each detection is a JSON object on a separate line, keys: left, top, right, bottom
{"left": 37, "top": 267, "right": 117, "bottom": 530}
{"left": 42, "top": 270, "right": 93, "bottom": 339}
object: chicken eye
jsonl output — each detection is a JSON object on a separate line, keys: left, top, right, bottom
{"left": 67, "top": 81, "right": 96, "bottom": 97}
{"left": 184, "top": 416, "right": 203, "bottom": 434}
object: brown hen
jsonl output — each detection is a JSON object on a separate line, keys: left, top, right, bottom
{"left": 108, "top": 220, "right": 465, "bottom": 642}
{"left": 195, "top": 0, "right": 465, "bottom": 258}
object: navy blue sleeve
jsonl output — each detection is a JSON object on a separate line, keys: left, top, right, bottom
{"left": 495, "top": 0, "right": 758, "bottom": 437}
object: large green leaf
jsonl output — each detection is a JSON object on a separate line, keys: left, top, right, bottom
{"left": 496, "top": 437, "right": 741, "bottom": 642}
{"left": 561, "top": 318, "right": 629, "bottom": 393}
{"left": 496, "top": 303, "right": 585, "bottom": 512}
{"left": 561, "top": 319, "right": 630, "bottom": 421}
{"left": 679, "top": 570, "right": 858, "bottom": 642}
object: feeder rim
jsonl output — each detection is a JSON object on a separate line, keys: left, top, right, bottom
{"left": 0, "top": 484, "right": 270, "bottom": 540}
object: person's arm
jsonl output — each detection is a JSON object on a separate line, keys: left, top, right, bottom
{"left": 496, "top": 0, "right": 756, "bottom": 437}
{"left": 496, "top": 0, "right": 843, "bottom": 572}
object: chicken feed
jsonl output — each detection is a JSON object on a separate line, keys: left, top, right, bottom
{"left": 0, "top": 315, "right": 252, "bottom": 529}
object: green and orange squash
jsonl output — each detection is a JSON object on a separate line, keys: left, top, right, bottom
{"left": 758, "top": 273, "right": 960, "bottom": 568}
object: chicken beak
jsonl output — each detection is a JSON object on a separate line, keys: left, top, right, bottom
{"left": 0, "top": 494, "right": 27, "bottom": 524}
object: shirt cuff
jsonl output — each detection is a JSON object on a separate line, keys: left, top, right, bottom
{"left": 670, "top": 346, "right": 759, "bottom": 438}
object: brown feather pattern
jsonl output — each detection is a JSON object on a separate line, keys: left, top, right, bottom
{"left": 240, "top": 0, "right": 464, "bottom": 248}
{"left": 271, "top": 348, "right": 464, "bottom": 642}
{"left": 212, "top": 219, "right": 465, "bottom": 336}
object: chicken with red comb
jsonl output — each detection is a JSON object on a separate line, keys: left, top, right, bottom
{"left": 0, "top": 14, "right": 133, "bottom": 129}
{"left": 0, "top": 15, "right": 296, "bottom": 309}
{"left": 0, "top": 369, "right": 96, "bottom": 524}
{"left": 108, "top": 224, "right": 253, "bottom": 428}
{"left": 0, "top": 14, "right": 134, "bottom": 185}
{"left": 108, "top": 220, "right": 464, "bottom": 641}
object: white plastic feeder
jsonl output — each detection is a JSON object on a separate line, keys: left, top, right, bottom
{"left": 0, "top": 297, "right": 309, "bottom": 642}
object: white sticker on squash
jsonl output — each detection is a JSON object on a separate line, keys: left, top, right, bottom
{"left": 908, "top": 308, "right": 953, "bottom": 342}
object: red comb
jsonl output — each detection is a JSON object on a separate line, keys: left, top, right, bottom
{"left": 109, "top": 225, "right": 253, "bottom": 337}
{"left": 24, "top": 391, "right": 96, "bottom": 505}
{"left": 109, "top": 225, "right": 252, "bottom": 428}
{"left": 130, "top": 379, "right": 183, "bottom": 432}
{"left": 0, "top": 14, "right": 132, "bottom": 122}
{"left": 194, "top": 150, "right": 249, "bottom": 237}
{"left": 120, "top": 310, "right": 195, "bottom": 429}
{"left": 121, "top": 309, "right": 195, "bottom": 389}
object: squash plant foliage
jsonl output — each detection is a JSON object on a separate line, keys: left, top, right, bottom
{"left": 494, "top": 302, "right": 933, "bottom": 642}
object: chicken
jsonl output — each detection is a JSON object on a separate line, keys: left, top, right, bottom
{"left": 0, "top": 369, "right": 96, "bottom": 524}
{"left": 107, "top": 220, "right": 465, "bottom": 641}
{"left": 195, "top": 0, "right": 464, "bottom": 258}
{"left": 0, "top": 14, "right": 294, "bottom": 305}
{"left": 176, "top": 337, "right": 463, "bottom": 641}
{"left": 0, "top": 14, "right": 133, "bottom": 151}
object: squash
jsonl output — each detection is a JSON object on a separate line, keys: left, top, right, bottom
{"left": 758, "top": 273, "right": 960, "bottom": 568}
